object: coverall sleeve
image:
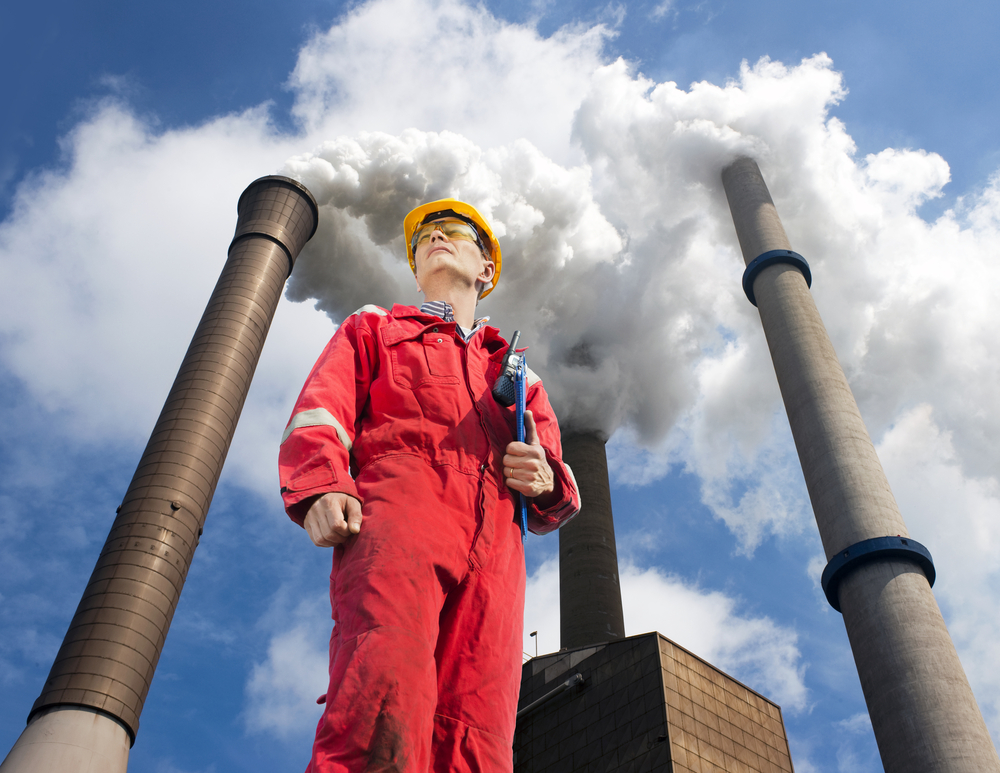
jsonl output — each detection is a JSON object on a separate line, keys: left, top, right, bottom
{"left": 278, "top": 314, "right": 377, "bottom": 525}
{"left": 524, "top": 380, "right": 581, "bottom": 535}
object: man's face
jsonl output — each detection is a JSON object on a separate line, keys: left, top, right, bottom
{"left": 413, "top": 218, "right": 495, "bottom": 292}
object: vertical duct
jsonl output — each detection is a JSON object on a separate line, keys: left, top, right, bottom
{"left": 2, "top": 176, "right": 317, "bottom": 773}
{"left": 559, "top": 432, "right": 626, "bottom": 649}
{"left": 722, "top": 157, "right": 1000, "bottom": 773}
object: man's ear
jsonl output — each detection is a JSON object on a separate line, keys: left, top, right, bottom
{"left": 478, "top": 259, "right": 496, "bottom": 286}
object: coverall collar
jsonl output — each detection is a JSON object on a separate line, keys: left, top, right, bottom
{"left": 418, "top": 300, "right": 490, "bottom": 341}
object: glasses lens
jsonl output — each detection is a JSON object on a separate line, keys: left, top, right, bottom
{"left": 413, "top": 219, "right": 480, "bottom": 250}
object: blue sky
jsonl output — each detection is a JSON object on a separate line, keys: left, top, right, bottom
{"left": 5, "top": 0, "right": 1000, "bottom": 215}
{"left": 2, "top": 1, "right": 1000, "bottom": 772}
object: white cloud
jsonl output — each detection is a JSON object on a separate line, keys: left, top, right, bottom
{"left": 288, "top": 0, "right": 611, "bottom": 166}
{"left": 786, "top": 712, "right": 881, "bottom": 773}
{"left": 0, "top": 99, "right": 300, "bottom": 444}
{"left": 621, "top": 563, "right": 807, "bottom": 712}
{"left": 244, "top": 594, "right": 330, "bottom": 739}
{"left": 649, "top": 1, "right": 674, "bottom": 21}
{"left": 154, "top": 761, "right": 218, "bottom": 773}
{"left": 522, "top": 558, "right": 807, "bottom": 712}
{"left": 522, "top": 558, "right": 561, "bottom": 659}
{"left": 876, "top": 405, "right": 1000, "bottom": 743}
{"left": 833, "top": 713, "right": 880, "bottom": 772}
{"left": 837, "top": 711, "right": 873, "bottom": 734}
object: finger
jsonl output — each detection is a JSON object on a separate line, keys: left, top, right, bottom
{"left": 345, "top": 496, "right": 363, "bottom": 534}
{"left": 305, "top": 508, "right": 340, "bottom": 547}
{"left": 507, "top": 475, "right": 547, "bottom": 499}
{"left": 305, "top": 494, "right": 359, "bottom": 546}
{"left": 503, "top": 451, "right": 533, "bottom": 475}
{"left": 505, "top": 441, "right": 545, "bottom": 467}
{"left": 304, "top": 511, "right": 321, "bottom": 544}
{"left": 504, "top": 444, "right": 529, "bottom": 463}
{"left": 524, "top": 410, "right": 540, "bottom": 446}
{"left": 507, "top": 477, "right": 528, "bottom": 495}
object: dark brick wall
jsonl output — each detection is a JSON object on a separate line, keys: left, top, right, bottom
{"left": 514, "top": 634, "right": 672, "bottom": 773}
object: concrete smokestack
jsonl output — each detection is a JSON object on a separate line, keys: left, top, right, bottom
{"left": 722, "top": 157, "right": 1000, "bottom": 773}
{"left": 1, "top": 176, "right": 318, "bottom": 773}
{"left": 559, "top": 432, "right": 626, "bottom": 649}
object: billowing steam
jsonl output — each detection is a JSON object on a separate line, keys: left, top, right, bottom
{"left": 281, "top": 125, "right": 752, "bottom": 439}
{"left": 278, "top": 51, "right": 1000, "bottom": 514}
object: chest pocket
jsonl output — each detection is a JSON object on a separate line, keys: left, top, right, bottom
{"left": 385, "top": 330, "right": 462, "bottom": 389}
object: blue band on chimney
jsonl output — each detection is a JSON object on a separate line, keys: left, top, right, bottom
{"left": 821, "top": 536, "right": 935, "bottom": 612}
{"left": 742, "top": 249, "right": 812, "bottom": 306}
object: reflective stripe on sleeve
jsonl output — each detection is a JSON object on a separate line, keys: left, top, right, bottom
{"left": 280, "top": 408, "right": 353, "bottom": 450}
{"left": 564, "top": 462, "right": 578, "bottom": 498}
{"left": 525, "top": 366, "right": 542, "bottom": 387}
{"left": 547, "top": 462, "right": 581, "bottom": 522}
{"left": 351, "top": 304, "right": 387, "bottom": 317}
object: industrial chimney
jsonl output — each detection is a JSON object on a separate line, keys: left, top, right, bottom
{"left": 0, "top": 176, "right": 318, "bottom": 773}
{"left": 722, "top": 157, "right": 1000, "bottom": 773}
{"left": 558, "top": 432, "right": 626, "bottom": 649}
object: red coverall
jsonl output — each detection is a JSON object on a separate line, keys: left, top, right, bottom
{"left": 278, "top": 304, "right": 580, "bottom": 773}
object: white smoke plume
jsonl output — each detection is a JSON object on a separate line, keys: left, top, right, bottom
{"left": 267, "top": 57, "right": 813, "bottom": 451}
{"left": 275, "top": 98, "right": 769, "bottom": 442}
{"left": 274, "top": 54, "right": 865, "bottom": 455}
{"left": 280, "top": 130, "right": 648, "bottom": 437}
{"left": 276, "top": 47, "right": 1000, "bottom": 560}
{"left": 285, "top": 0, "right": 610, "bottom": 166}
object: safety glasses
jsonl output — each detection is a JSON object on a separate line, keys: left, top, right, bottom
{"left": 411, "top": 218, "right": 483, "bottom": 253}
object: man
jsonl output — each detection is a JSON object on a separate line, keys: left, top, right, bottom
{"left": 278, "top": 199, "right": 580, "bottom": 772}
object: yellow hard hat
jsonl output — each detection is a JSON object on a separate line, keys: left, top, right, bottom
{"left": 403, "top": 199, "right": 502, "bottom": 298}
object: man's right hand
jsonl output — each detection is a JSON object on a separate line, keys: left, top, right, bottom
{"left": 303, "top": 492, "right": 363, "bottom": 547}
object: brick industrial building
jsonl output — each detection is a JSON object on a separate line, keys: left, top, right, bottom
{"left": 517, "top": 431, "right": 795, "bottom": 772}
{"left": 514, "top": 634, "right": 794, "bottom": 773}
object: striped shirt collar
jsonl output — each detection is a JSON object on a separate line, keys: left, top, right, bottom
{"left": 419, "top": 301, "right": 489, "bottom": 341}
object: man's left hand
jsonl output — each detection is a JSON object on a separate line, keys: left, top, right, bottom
{"left": 504, "top": 410, "right": 555, "bottom": 505}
